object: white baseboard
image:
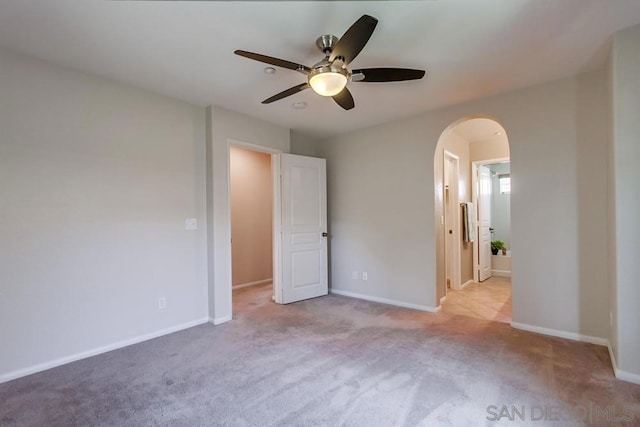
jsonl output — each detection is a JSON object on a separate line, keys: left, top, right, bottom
{"left": 232, "top": 278, "right": 272, "bottom": 290}
{"left": 607, "top": 342, "right": 640, "bottom": 385}
{"left": 510, "top": 322, "right": 608, "bottom": 346}
{"left": 440, "top": 295, "right": 447, "bottom": 305}
{"left": 0, "top": 317, "right": 209, "bottom": 385}
{"left": 210, "top": 315, "right": 232, "bottom": 325}
{"left": 460, "top": 279, "right": 474, "bottom": 289}
{"left": 615, "top": 370, "right": 640, "bottom": 384}
{"left": 491, "top": 269, "right": 511, "bottom": 277}
{"left": 451, "top": 280, "right": 473, "bottom": 291}
{"left": 331, "top": 289, "right": 439, "bottom": 313}
{"left": 510, "top": 322, "right": 640, "bottom": 384}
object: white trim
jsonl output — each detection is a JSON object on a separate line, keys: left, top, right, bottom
{"left": 440, "top": 295, "right": 447, "bottom": 305}
{"left": 272, "top": 154, "right": 282, "bottom": 304}
{"left": 443, "top": 150, "right": 461, "bottom": 291}
{"left": 232, "top": 278, "right": 272, "bottom": 290}
{"left": 510, "top": 324, "right": 640, "bottom": 383}
{"left": 510, "top": 322, "right": 608, "bottom": 346}
{"left": 607, "top": 342, "right": 640, "bottom": 385}
{"left": 228, "top": 139, "right": 283, "bottom": 155}
{"left": 0, "top": 317, "right": 209, "bottom": 385}
{"left": 471, "top": 162, "right": 479, "bottom": 283}
{"left": 460, "top": 279, "right": 474, "bottom": 289}
{"left": 210, "top": 315, "right": 232, "bottom": 325}
{"left": 608, "top": 341, "right": 619, "bottom": 374}
{"left": 331, "top": 289, "right": 440, "bottom": 313}
{"left": 614, "top": 368, "right": 640, "bottom": 384}
{"left": 491, "top": 269, "right": 512, "bottom": 277}
{"left": 225, "top": 142, "right": 234, "bottom": 324}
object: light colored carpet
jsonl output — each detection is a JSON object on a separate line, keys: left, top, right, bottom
{"left": 1, "top": 284, "right": 638, "bottom": 426}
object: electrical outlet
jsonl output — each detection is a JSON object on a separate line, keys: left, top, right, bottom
{"left": 159, "top": 297, "right": 166, "bottom": 310}
{"left": 352, "top": 271, "right": 358, "bottom": 280}
{"left": 362, "top": 272, "right": 368, "bottom": 281}
{"left": 185, "top": 218, "right": 197, "bottom": 231}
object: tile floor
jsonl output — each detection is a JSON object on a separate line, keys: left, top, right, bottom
{"left": 440, "top": 276, "right": 512, "bottom": 323}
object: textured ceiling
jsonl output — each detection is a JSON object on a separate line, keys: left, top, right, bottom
{"left": 1, "top": 0, "right": 639, "bottom": 139}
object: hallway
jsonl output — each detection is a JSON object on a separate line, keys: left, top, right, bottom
{"left": 234, "top": 278, "right": 513, "bottom": 324}
{"left": 440, "top": 277, "right": 512, "bottom": 323}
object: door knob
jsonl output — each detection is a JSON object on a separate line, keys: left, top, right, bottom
{"left": 322, "top": 232, "right": 328, "bottom": 237}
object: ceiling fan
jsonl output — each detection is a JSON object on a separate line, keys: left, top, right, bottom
{"left": 234, "top": 14, "right": 426, "bottom": 110}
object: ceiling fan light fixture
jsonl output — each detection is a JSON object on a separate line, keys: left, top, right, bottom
{"left": 308, "top": 70, "right": 348, "bottom": 97}
{"left": 235, "top": 14, "right": 425, "bottom": 110}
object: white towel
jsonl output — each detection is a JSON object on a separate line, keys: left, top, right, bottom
{"left": 462, "top": 202, "right": 476, "bottom": 242}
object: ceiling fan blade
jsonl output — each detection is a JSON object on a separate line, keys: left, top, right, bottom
{"left": 235, "top": 50, "right": 310, "bottom": 73}
{"left": 329, "top": 15, "right": 378, "bottom": 65}
{"left": 332, "top": 87, "right": 355, "bottom": 110}
{"left": 262, "top": 83, "right": 310, "bottom": 104}
{"left": 352, "top": 68, "right": 426, "bottom": 82}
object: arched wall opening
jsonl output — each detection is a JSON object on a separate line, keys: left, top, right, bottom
{"left": 434, "top": 116, "right": 511, "bottom": 309}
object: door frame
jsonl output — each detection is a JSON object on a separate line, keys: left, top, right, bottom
{"left": 471, "top": 157, "right": 509, "bottom": 282}
{"left": 227, "top": 139, "right": 284, "bottom": 311}
{"left": 443, "top": 150, "right": 461, "bottom": 291}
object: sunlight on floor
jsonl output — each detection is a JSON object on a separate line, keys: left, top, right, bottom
{"left": 440, "top": 277, "right": 512, "bottom": 323}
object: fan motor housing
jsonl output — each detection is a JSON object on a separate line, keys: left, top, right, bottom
{"left": 308, "top": 65, "right": 350, "bottom": 81}
{"left": 316, "top": 35, "right": 339, "bottom": 54}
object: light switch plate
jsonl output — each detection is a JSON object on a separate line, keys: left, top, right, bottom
{"left": 185, "top": 218, "right": 197, "bottom": 230}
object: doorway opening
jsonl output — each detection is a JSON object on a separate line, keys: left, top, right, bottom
{"left": 434, "top": 117, "right": 512, "bottom": 323}
{"left": 226, "top": 144, "right": 328, "bottom": 319}
{"left": 229, "top": 145, "right": 276, "bottom": 310}
{"left": 472, "top": 160, "right": 511, "bottom": 282}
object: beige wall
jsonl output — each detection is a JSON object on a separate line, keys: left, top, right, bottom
{"left": 434, "top": 130, "right": 472, "bottom": 300}
{"left": 317, "top": 69, "right": 609, "bottom": 342}
{"left": 606, "top": 29, "right": 618, "bottom": 373}
{"left": 290, "top": 130, "right": 320, "bottom": 157}
{"left": 470, "top": 136, "right": 510, "bottom": 162}
{"left": 0, "top": 48, "right": 208, "bottom": 381}
{"left": 230, "top": 146, "right": 273, "bottom": 286}
{"left": 609, "top": 24, "right": 640, "bottom": 379}
{"left": 206, "top": 106, "right": 290, "bottom": 324}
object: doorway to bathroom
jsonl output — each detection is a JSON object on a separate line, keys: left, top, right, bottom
{"left": 434, "top": 117, "right": 512, "bottom": 323}
{"left": 473, "top": 160, "right": 511, "bottom": 282}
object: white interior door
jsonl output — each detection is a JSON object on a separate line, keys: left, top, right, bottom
{"left": 478, "top": 165, "right": 492, "bottom": 281}
{"left": 280, "top": 153, "right": 328, "bottom": 304}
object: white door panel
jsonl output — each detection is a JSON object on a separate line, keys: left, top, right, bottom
{"left": 280, "top": 154, "right": 328, "bottom": 303}
{"left": 478, "top": 165, "right": 492, "bottom": 281}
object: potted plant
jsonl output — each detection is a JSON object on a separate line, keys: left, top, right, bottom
{"left": 491, "top": 240, "right": 506, "bottom": 255}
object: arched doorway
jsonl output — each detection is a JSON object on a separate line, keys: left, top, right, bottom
{"left": 434, "top": 117, "right": 512, "bottom": 322}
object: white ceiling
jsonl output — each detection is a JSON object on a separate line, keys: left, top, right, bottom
{"left": 1, "top": 0, "right": 639, "bottom": 139}
{"left": 451, "top": 118, "right": 506, "bottom": 144}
